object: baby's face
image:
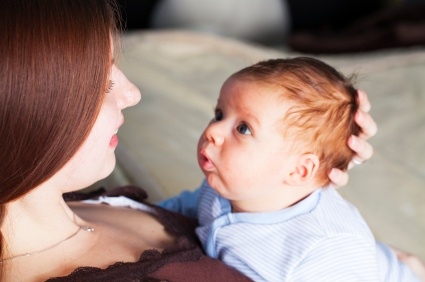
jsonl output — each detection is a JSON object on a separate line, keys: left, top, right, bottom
{"left": 197, "top": 78, "right": 299, "bottom": 212}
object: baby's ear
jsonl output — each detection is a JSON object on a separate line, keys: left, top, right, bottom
{"left": 285, "top": 153, "right": 319, "bottom": 186}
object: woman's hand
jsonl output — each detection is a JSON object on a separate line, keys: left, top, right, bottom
{"left": 329, "top": 90, "right": 377, "bottom": 188}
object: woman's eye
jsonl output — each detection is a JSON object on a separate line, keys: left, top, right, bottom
{"left": 214, "top": 110, "right": 223, "bottom": 121}
{"left": 106, "top": 80, "right": 114, "bottom": 93}
{"left": 236, "top": 123, "right": 252, "bottom": 135}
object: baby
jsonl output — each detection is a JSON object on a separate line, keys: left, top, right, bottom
{"left": 159, "top": 57, "right": 419, "bottom": 281}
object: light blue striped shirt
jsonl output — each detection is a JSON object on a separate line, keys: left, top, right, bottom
{"left": 159, "top": 180, "right": 419, "bottom": 281}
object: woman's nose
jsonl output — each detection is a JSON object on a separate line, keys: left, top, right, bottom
{"left": 204, "top": 121, "right": 224, "bottom": 146}
{"left": 118, "top": 80, "right": 141, "bottom": 109}
{"left": 120, "top": 80, "right": 141, "bottom": 109}
{"left": 116, "top": 68, "right": 141, "bottom": 110}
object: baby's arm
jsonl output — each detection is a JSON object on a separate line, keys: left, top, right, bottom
{"left": 290, "top": 238, "right": 421, "bottom": 281}
{"left": 290, "top": 236, "right": 380, "bottom": 281}
{"left": 379, "top": 243, "right": 424, "bottom": 281}
{"left": 157, "top": 188, "right": 201, "bottom": 218}
{"left": 393, "top": 247, "right": 425, "bottom": 281}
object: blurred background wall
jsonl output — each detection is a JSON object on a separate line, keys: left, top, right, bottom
{"left": 115, "top": 0, "right": 425, "bottom": 52}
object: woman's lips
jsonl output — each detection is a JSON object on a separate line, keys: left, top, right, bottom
{"left": 109, "top": 134, "right": 118, "bottom": 148}
{"left": 110, "top": 118, "right": 123, "bottom": 148}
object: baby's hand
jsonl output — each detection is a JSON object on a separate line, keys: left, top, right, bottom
{"left": 392, "top": 246, "right": 425, "bottom": 281}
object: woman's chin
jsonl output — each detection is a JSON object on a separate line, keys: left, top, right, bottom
{"left": 101, "top": 157, "right": 117, "bottom": 179}
{"left": 89, "top": 156, "right": 117, "bottom": 188}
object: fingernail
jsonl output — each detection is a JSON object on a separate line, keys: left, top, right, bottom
{"left": 348, "top": 135, "right": 357, "bottom": 147}
{"left": 356, "top": 110, "right": 364, "bottom": 122}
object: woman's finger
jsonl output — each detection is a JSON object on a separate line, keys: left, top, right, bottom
{"left": 347, "top": 135, "right": 374, "bottom": 169}
{"left": 328, "top": 168, "right": 349, "bottom": 189}
{"left": 357, "top": 89, "right": 371, "bottom": 112}
{"left": 355, "top": 110, "right": 378, "bottom": 140}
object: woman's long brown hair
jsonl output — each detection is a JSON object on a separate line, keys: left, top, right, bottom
{"left": 0, "top": 0, "right": 119, "bottom": 271}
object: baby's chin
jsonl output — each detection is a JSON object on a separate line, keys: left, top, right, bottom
{"left": 205, "top": 177, "right": 233, "bottom": 199}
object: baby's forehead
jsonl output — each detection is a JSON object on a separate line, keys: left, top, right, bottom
{"left": 220, "top": 82, "right": 293, "bottom": 121}
{"left": 220, "top": 79, "right": 288, "bottom": 105}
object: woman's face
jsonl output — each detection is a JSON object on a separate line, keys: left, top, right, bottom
{"left": 59, "top": 63, "right": 141, "bottom": 191}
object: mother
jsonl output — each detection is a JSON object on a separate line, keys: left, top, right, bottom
{"left": 0, "top": 0, "right": 420, "bottom": 281}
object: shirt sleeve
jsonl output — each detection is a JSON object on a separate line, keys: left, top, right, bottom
{"left": 156, "top": 188, "right": 201, "bottom": 218}
{"left": 289, "top": 235, "right": 380, "bottom": 282}
{"left": 375, "top": 241, "right": 421, "bottom": 282}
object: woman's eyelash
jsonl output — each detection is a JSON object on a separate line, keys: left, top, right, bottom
{"left": 106, "top": 80, "right": 115, "bottom": 93}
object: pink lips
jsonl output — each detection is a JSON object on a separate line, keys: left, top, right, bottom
{"left": 110, "top": 116, "right": 124, "bottom": 148}
{"left": 199, "top": 149, "right": 215, "bottom": 171}
{"left": 109, "top": 134, "right": 118, "bottom": 148}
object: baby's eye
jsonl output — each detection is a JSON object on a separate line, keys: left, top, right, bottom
{"left": 236, "top": 123, "right": 252, "bottom": 135}
{"left": 214, "top": 110, "right": 223, "bottom": 121}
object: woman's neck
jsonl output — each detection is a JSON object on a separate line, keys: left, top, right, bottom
{"left": 1, "top": 181, "right": 86, "bottom": 260}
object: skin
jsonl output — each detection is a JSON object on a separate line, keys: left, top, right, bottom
{"left": 2, "top": 60, "right": 175, "bottom": 281}
{"left": 1, "top": 39, "right": 386, "bottom": 280}
{"left": 61, "top": 63, "right": 140, "bottom": 191}
{"left": 197, "top": 82, "right": 425, "bottom": 279}
{"left": 392, "top": 246, "right": 425, "bottom": 281}
{"left": 3, "top": 59, "right": 422, "bottom": 280}
{"left": 329, "top": 90, "right": 377, "bottom": 187}
{"left": 197, "top": 78, "right": 319, "bottom": 212}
